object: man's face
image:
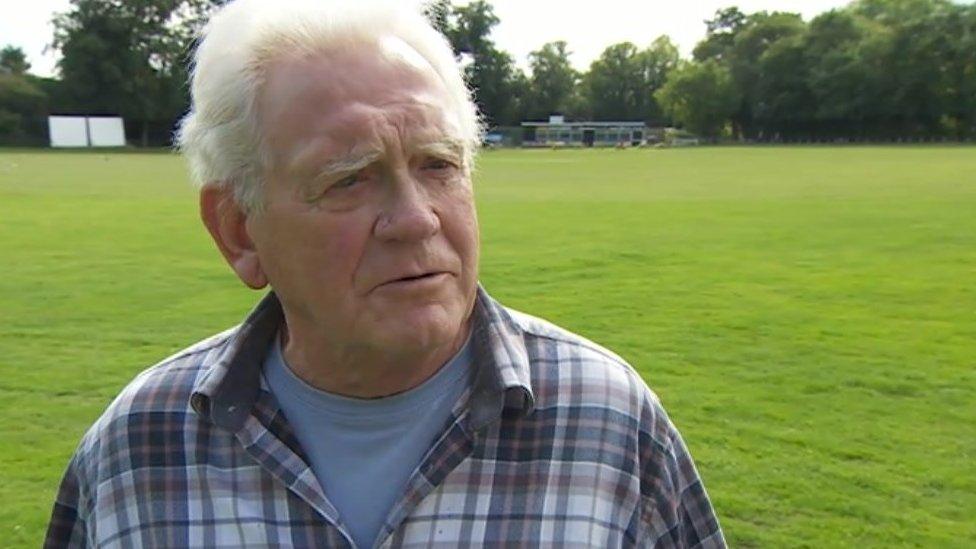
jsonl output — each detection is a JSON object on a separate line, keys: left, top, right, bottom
{"left": 247, "top": 39, "right": 479, "bottom": 355}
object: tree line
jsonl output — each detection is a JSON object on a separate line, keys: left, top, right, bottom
{"left": 1, "top": 0, "right": 216, "bottom": 146}
{"left": 1, "top": 0, "right": 974, "bottom": 146}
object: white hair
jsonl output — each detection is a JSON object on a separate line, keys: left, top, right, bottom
{"left": 176, "top": 0, "right": 482, "bottom": 211}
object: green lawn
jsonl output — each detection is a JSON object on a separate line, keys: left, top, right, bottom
{"left": 1, "top": 146, "right": 974, "bottom": 547}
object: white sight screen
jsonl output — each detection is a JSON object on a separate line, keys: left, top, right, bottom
{"left": 48, "top": 116, "right": 88, "bottom": 147}
{"left": 87, "top": 117, "right": 126, "bottom": 147}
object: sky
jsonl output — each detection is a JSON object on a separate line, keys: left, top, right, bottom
{"left": 1, "top": 0, "right": 853, "bottom": 78}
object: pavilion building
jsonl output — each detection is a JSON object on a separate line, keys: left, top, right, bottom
{"left": 521, "top": 115, "right": 650, "bottom": 147}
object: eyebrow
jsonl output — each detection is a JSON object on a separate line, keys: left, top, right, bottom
{"left": 313, "top": 150, "right": 383, "bottom": 181}
{"left": 307, "top": 136, "right": 466, "bottom": 182}
{"left": 415, "top": 137, "right": 465, "bottom": 163}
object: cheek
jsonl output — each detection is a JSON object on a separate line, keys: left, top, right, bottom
{"left": 443, "top": 193, "right": 480, "bottom": 265}
{"left": 259, "top": 206, "right": 373, "bottom": 290}
{"left": 322, "top": 218, "right": 370, "bottom": 271}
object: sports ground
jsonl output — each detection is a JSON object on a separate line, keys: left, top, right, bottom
{"left": 1, "top": 146, "right": 974, "bottom": 547}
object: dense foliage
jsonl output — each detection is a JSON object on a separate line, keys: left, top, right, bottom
{"left": 680, "top": 1, "right": 976, "bottom": 140}
{"left": 0, "top": 0, "right": 973, "bottom": 145}
{"left": 0, "top": 0, "right": 223, "bottom": 146}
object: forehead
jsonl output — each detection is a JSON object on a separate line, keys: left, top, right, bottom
{"left": 257, "top": 40, "right": 461, "bottom": 167}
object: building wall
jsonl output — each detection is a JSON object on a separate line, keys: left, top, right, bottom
{"left": 528, "top": 125, "right": 646, "bottom": 146}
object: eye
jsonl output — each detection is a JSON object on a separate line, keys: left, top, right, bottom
{"left": 422, "top": 157, "right": 459, "bottom": 172}
{"left": 308, "top": 172, "right": 367, "bottom": 203}
{"left": 333, "top": 174, "right": 360, "bottom": 189}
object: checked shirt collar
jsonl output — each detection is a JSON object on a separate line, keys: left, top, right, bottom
{"left": 187, "top": 285, "right": 535, "bottom": 545}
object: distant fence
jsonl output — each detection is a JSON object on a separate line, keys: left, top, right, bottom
{"left": 480, "top": 132, "right": 975, "bottom": 149}
{"left": 0, "top": 116, "right": 179, "bottom": 148}
{"left": 751, "top": 136, "right": 976, "bottom": 144}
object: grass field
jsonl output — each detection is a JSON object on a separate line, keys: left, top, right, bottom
{"left": 1, "top": 146, "right": 974, "bottom": 547}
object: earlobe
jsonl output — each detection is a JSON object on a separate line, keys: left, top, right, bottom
{"left": 199, "top": 185, "right": 269, "bottom": 289}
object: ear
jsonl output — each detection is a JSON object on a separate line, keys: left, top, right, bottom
{"left": 200, "top": 185, "right": 268, "bottom": 289}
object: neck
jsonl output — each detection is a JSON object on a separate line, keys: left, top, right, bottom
{"left": 279, "top": 318, "right": 472, "bottom": 399}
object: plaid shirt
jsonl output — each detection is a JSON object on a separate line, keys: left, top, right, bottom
{"left": 46, "top": 287, "right": 724, "bottom": 548}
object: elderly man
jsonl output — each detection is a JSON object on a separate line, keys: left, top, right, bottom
{"left": 46, "top": 1, "right": 724, "bottom": 547}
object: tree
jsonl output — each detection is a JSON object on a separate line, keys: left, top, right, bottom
{"left": 467, "top": 46, "right": 526, "bottom": 126}
{"left": 856, "top": 0, "right": 961, "bottom": 137}
{"left": 696, "top": 7, "right": 809, "bottom": 138}
{"left": 0, "top": 74, "right": 48, "bottom": 144}
{"left": 0, "top": 46, "right": 56, "bottom": 144}
{"left": 430, "top": 0, "right": 527, "bottom": 126}
{"left": 423, "top": 0, "right": 453, "bottom": 40}
{"left": 754, "top": 35, "right": 813, "bottom": 139}
{"left": 450, "top": 0, "right": 499, "bottom": 55}
{"left": 655, "top": 60, "right": 739, "bottom": 139}
{"left": 582, "top": 42, "right": 643, "bottom": 121}
{"left": 635, "top": 36, "right": 681, "bottom": 124}
{"left": 52, "top": 0, "right": 222, "bottom": 146}
{"left": 726, "top": 11, "right": 807, "bottom": 138}
{"left": 947, "top": 2, "right": 976, "bottom": 137}
{"left": 525, "top": 41, "right": 579, "bottom": 119}
{"left": 693, "top": 7, "right": 748, "bottom": 62}
{"left": 581, "top": 37, "right": 679, "bottom": 123}
{"left": 802, "top": 10, "right": 887, "bottom": 138}
{"left": 0, "top": 46, "right": 31, "bottom": 75}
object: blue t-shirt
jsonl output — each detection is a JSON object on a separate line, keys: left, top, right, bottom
{"left": 263, "top": 334, "right": 473, "bottom": 549}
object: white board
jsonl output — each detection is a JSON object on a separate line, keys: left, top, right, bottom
{"left": 87, "top": 117, "right": 126, "bottom": 147}
{"left": 48, "top": 116, "right": 89, "bottom": 147}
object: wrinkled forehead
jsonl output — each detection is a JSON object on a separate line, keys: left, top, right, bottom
{"left": 257, "top": 37, "right": 462, "bottom": 165}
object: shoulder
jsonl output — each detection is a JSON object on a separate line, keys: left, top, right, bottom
{"left": 106, "top": 327, "right": 234, "bottom": 415}
{"left": 70, "top": 327, "right": 238, "bottom": 477}
{"left": 506, "top": 305, "right": 648, "bottom": 393}
{"left": 47, "top": 327, "right": 245, "bottom": 543}
{"left": 504, "top": 305, "right": 674, "bottom": 448}
{"left": 506, "top": 306, "right": 723, "bottom": 543}
{"left": 507, "top": 306, "right": 632, "bottom": 368}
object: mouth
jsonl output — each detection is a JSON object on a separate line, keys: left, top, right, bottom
{"left": 398, "top": 272, "right": 438, "bottom": 282}
{"left": 377, "top": 271, "right": 450, "bottom": 290}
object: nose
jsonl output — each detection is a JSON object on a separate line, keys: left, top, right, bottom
{"left": 373, "top": 172, "right": 440, "bottom": 242}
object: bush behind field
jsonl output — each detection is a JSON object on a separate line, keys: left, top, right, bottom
{"left": 0, "top": 146, "right": 974, "bottom": 546}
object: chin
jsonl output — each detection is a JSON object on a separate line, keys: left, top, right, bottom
{"left": 374, "top": 304, "right": 465, "bottom": 351}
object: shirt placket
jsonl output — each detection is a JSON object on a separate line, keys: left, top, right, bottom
{"left": 372, "top": 372, "right": 511, "bottom": 548}
{"left": 372, "top": 409, "right": 478, "bottom": 548}
{"left": 235, "top": 390, "right": 359, "bottom": 547}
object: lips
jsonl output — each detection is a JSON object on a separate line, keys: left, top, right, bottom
{"left": 376, "top": 270, "right": 450, "bottom": 290}
{"left": 396, "top": 272, "right": 438, "bottom": 282}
